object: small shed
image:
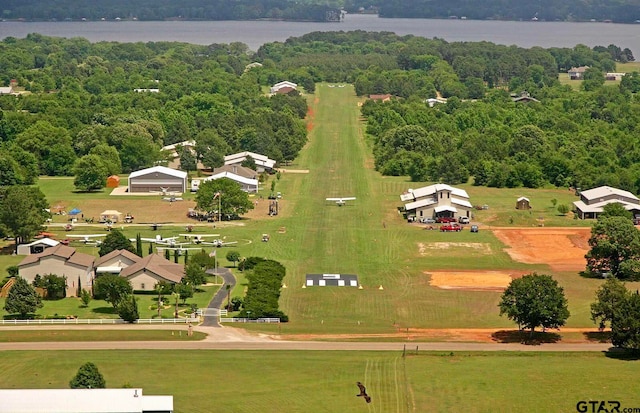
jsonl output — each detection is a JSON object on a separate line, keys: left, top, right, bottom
{"left": 106, "top": 175, "right": 121, "bottom": 188}
{"left": 516, "top": 197, "right": 531, "bottom": 210}
{"left": 100, "top": 210, "right": 123, "bottom": 223}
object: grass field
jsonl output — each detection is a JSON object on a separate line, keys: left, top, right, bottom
{"left": 0, "top": 350, "right": 638, "bottom": 412}
{"left": 0, "top": 330, "right": 205, "bottom": 342}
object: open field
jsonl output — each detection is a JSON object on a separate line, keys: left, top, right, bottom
{"left": 0, "top": 330, "right": 205, "bottom": 342}
{"left": 0, "top": 350, "right": 638, "bottom": 413}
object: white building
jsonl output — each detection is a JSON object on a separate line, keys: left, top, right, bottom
{"left": 0, "top": 388, "right": 173, "bottom": 413}
{"left": 401, "top": 184, "right": 472, "bottom": 221}
{"left": 128, "top": 166, "right": 188, "bottom": 194}
{"left": 269, "top": 80, "right": 297, "bottom": 94}
{"left": 16, "top": 238, "right": 60, "bottom": 255}
{"left": 224, "top": 151, "right": 276, "bottom": 173}
{"left": 573, "top": 185, "right": 640, "bottom": 219}
{"left": 194, "top": 171, "right": 259, "bottom": 193}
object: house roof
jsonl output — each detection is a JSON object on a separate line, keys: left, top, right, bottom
{"left": 517, "top": 197, "right": 530, "bottom": 202}
{"left": 129, "top": 166, "right": 187, "bottom": 180}
{"left": 22, "top": 238, "right": 60, "bottom": 248}
{"left": 0, "top": 87, "right": 13, "bottom": 94}
{"left": 369, "top": 94, "right": 391, "bottom": 100}
{"left": 94, "top": 249, "right": 140, "bottom": 267}
{"left": 271, "top": 81, "right": 297, "bottom": 89}
{"left": 434, "top": 205, "right": 458, "bottom": 213}
{"left": 580, "top": 186, "right": 639, "bottom": 202}
{"left": 204, "top": 171, "right": 258, "bottom": 187}
{"left": 0, "top": 388, "right": 173, "bottom": 413}
{"left": 568, "top": 66, "right": 589, "bottom": 73}
{"left": 404, "top": 198, "right": 437, "bottom": 211}
{"left": 161, "top": 140, "right": 196, "bottom": 154}
{"left": 573, "top": 199, "right": 640, "bottom": 214}
{"left": 401, "top": 184, "right": 469, "bottom": 202}
{"left": 120, "top": 253, "right": 184, "bottom": 284}
{"left": 451, "top": 198, "right": 473, "bottom": 209}
{"left": 212, "top": 164, "right": 257, "bottom": 179}
{"left": 18, "top": 244, "right": 94, "bottom": 268}
{"left": 224, "top": 151, "right": 276, "bottom": 169}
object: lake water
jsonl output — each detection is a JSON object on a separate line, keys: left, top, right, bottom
{"left": 1, "top": 14, "right": 639, "bottom": 56}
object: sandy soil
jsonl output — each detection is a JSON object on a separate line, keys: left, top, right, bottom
{"left": 427, "top": 271, "right": 517, "bottom": 291}
{"left": 492, "top": 227, "right": 591, "bottom": 271}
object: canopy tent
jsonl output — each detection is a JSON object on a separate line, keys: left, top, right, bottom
{"left": 100, "top": 210, "right": 123, "bottom": 223}
{"left": 68, "top": 208, "right": 82, "bottom": 215}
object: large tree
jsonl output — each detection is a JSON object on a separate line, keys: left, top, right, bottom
{"left": 0, "top": 186, "right": 49, "bottom": 251}
{"left": 98, "top": 229, "right": 136, "bottom": 257}
{"left": 4, "top": 276, "right": 42, "bottom": 318}
{"left": 73, "top": 154, "right": 108, "bottom": 192}
{"left": 611, "top": 291, "right": 640, "bottom": 351}
{"left": 69, "top": 362, "right": 106, "bottom": 389}
{"left": 591, "top": 277, "right": 629, "bottom": 329}
{"left": 498, "top": 273, "right": 570, "bottom": 333}
{"left": 93, "top": 274, "right": 133, "bottom": 307}
{"left": 195, "top": 178, "right": 254, "bottom": 219}
{"left": 585, "top": 216, "right": 640, "bottom": 280}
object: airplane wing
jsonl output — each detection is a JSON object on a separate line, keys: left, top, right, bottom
{"left": 342, "top": 197, "right": 356, "bottom": 201}
{"left": 67, "top": 234, "right": 106, "bottom": 238}
{"left": 326, "top": 198, "right": 341, "bottom": 201}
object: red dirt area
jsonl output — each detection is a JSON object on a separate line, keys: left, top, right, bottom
{"left": 491, "top": 227, "right": 591, "bottom": 271}
{"left": 427, "top": 271, "right": 524, "bottom": 291}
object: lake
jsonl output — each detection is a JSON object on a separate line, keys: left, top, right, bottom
{"left": 1, "top": 14, "right": 639, "bottom": 56}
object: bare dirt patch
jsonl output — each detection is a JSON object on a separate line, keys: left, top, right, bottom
{"left": 418, "top": 242, "right": 491, "bottom": 255}
{"left": 492, "top": 227, "right": 590, "bottom": 271}
{"left": 427, "top": 271, "right": 518, "bottom": 291}
{"left": 277, "top": 169, "right": 310, "bottom": 174}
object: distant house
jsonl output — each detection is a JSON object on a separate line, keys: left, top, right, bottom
{"left": 17, "top": 245, "right": 95, "bottom": 297}
{"left": 512, "top": 91, "right": 539, "bottom": 103}
{"left": 128, "top": 166, "right": 188, "bottom": 194}
{"left": 134, "top": 88, "right": 160, "bottom": 93}
{"left": 0, "top": 86, "right": 13, "bottom": 95}
{"left": 270, "top": 81, "right": 297, "bottom": 94}
{"left": 568, "top": 66, "right": 589, "bottom": 79}
{"left": 573, "top": 185, "right": 640, "bottom": 219}
{"left": 515, "top": 197, "right": 531, "bottom": 210}
{"left": 160, "top": 140, "right": 204, "bottom": 170}
{"left": 0, "top": 388, "right": 173, "bottom": 413}
{"left": 426, "top": 98, "right": 446, "bottom": 107}
{"left": 196, "top": 171, "right": 259, "bottom": 193}
{"left": 401, "top": 184, "right": 472, "bottom": 221}
{"left": 16, "top": 238, "right": 60, "bottom": 256}
{"left": 212, "top": 164, "right": 258, "bottom": 180}
{"left": 369, "top": 94, "right": 391, "bottom": 102}
{"left": 106, "top": 175, "right": 121, "bottom": 188}
{"left": 224, "top": 151, "right": 276, "bottom": 173}
{"left": 606, "top": 72, "right": 626, "bottom": 81}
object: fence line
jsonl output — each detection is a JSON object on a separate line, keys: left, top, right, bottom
{"left": 0, "top": 318, "right": 198, "bottom": 325}
{"left": 219, "top": 317, "right": 280, "bottom": 323}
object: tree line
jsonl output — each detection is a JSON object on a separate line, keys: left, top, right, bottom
{"left": 0, "top": 34, "right": 309, "bottom": 187}
{"left": 1, "top": 0, "right": 342, "bottom": 22}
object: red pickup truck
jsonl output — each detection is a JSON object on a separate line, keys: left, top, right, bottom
{"left": 440, "top": 223, "right": 462, "bottom": 232}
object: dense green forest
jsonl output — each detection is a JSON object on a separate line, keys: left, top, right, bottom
{"left": 1, "top": 31, "right": 639, "bottom": 193}
{"left": 0, "top": 0, "right": 343, "bottom": 22}
{"left": 4, "top": 0, "right": 640, "bottom": 23}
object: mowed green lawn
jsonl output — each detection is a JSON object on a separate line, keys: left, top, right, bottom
{"left": 0, "top": 350, "right": 638, "bottom": 413}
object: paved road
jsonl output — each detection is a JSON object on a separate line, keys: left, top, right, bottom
{"left": 202, "top": 267, "right": 236, "bottom": 327}
{"left": 0, "top": 325, "right": 616, "bottom": 352}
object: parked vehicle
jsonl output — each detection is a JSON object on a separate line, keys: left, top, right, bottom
{"left": 436, "top": 216, "right": 457, "bottom": 223}
{"left": 470, "top": 225, "right": 479, "bottom": 233}
{"left": 458, "top": 216, "right": 470, "bottom": 224}
{"left": 420, "top": 217, "right": 436, "bottom": 224}
{"left": 440, "top": 223, "right": 462, "bottom": 232}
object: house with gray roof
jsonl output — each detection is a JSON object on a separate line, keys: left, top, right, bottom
{"left": 401, "top": 184, "right": 472, "bottom": 221}
{"left": 573, "top": 185, "right": 640, "bottom": 219}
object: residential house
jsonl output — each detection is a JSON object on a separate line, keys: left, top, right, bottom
{"left": 119, "top": 253, "right": 184, "bottom": 291}
{"left": 270, "top": 81, "right": 297, "bottom": 94}
{"left": 128, "top": 166, "right": 188, "bottom": 194}
{"left": 426, "top": 97, "right": 446, "bottom": 107}
{"left": 512, "top": 91, "right": 539, "bottom": 103}
{"left": 160, "top": 140, "right": 204, "bottom": 170}
{"left": 224, "top": 151, "right": 276, "bottom": 173}
{"left": 369, "top": 94, "right": 391, "bottom": 102}
{"left": 573, "top": 185, "right": 640, "bottom": 219}
{"left": 196, "top": 171, "right": 259, "bottom": 193}
{"left": 17, "top": 245, "right": 95, "bottom": 297}
{"left": 94, "top": 249, "right": 141, "bottom": 276}
{"left": 401, "top": 184, "right": 472, "bottom": 221}
{"left": 568, "top": 66, "right": 589, "bottom": 79}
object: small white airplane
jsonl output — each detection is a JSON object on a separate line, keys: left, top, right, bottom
{"left": 162, "top": 196, "right": 183, "bottom": 202}
{"left": 178, "top": 234, "right": 221, "bottom": 244}
{"left": 67, "top": 234, "right": 107, "bottom": 244}
{"left": 133, "top": 235, "right": 182, "bottom": 246}
{"left": 326, "top": 197, "right": 356, "bottom": 206}
{"left": 204, "top": 238, "right": 238, "bottom": 247}
{"left": 156, "top": 246, "right": 202, "bottom": 255}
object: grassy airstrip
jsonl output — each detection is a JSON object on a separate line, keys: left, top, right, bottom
{"left": 1, "top": 350, "right": 639, "bottom": 413}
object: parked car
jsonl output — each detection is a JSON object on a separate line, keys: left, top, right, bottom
{"left": 470, "top": 225, "right": 479, "bottom": 233}
{"left": 436, "top": 216, "right": 456, "bottom": 223}
{"left": 420, "top": 217, "right": 436, "bottom": 224}
{"left": 440, "top": 223, "right": 462, "bottom": 232}
{"left": 458, "top": 216, "right": 470, "bottom": 224}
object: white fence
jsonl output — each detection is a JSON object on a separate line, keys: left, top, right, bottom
{"left": 0, "top": 318, "right": 199, "bottom": 325}
{"left": 219, "top": 317, "right": 280, "bottom": 323}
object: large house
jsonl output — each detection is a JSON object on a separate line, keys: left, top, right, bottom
{"left": 119, "top": 253, "right": 184, "bottom": 291}
{"left": 128, "top": 166, "right": 188, "bottom": 194}
{"left": 573, "top": 186, "right": 640, "bottom": 219}
{"left": 568, "top": 66, "right": 589, "bottom": 79}
{"left": 0, "top": 388, "right": 173, "bottom": 413}
{"left": 401, "top": 184, "right": 472, "bottom": 221}
{"left": 224, "top": 151, "right": 276, "bottom": 173}
{"left": 17, "top": 244, "right": 95, "bottom": 297}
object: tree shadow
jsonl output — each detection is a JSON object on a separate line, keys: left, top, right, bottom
{"left": 583, "top": 331, "right": 611, "bottom": 343}
{"left": 578, "top": 270, "right": 606, "bottom": 279}
{"left": 491, "top": 330, "right": 561, "bottom": 345}
{"left": 91, "top": 306, "right": 117, "bottom": 315}
{"left": 603, "top": 348, "right": 640, "bottom": 361}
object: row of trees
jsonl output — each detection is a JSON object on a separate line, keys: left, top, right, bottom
{"left": 238, "top": 257, "right": 288, "bottom": 321}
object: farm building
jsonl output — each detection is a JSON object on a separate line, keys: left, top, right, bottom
{"left": 224, "top": 151, "right": 276, "bottom": 173}
{"left": 106, "top": 175, "right": 120, "bottom": 188}
{"left": 17, "top": 245, "right": 95, "bottom": 297}
{"left": 0, "top": 388, "right": 173, "bottom": 413}
{"left": 516, "top": 197, "right": 531, "bottom": 210}
{"left": 194, "top": 172, "right": 259, "bottom": 193}
{"left": 16, "top": 238, "right": 60, "bottom": 255}
{"left": 573, "top": 186, "right": 640, "bottom": 219}
{"left": 270, "top": 80, "right": 297, "bottom": 94}
{"left": 401, "top": 184, "right": 472, "bottom": 221}
{"left": 128, "top": 166, "right": 188, "bottom": 194}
